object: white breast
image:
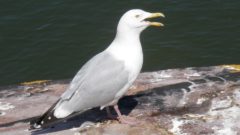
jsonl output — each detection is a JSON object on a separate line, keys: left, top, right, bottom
{"left": 106, "top": 40, "right": 143, "bottom": 81}
{"left": 102, "top": 41, "right": 143, "bottom": 107}
{"left": 102, "top": 32, "right": 144, "bottom": 107}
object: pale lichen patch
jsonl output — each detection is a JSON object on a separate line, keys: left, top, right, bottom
{"left": 0, "top": 102, "right": 15, "bottom": 111}
{"left": 170, "top": 118, "right": 188, "bottom": 135}
{"left": 197, "top": 97, "right": 208, "bottom": 105}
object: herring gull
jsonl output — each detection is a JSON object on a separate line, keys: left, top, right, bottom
{"left": 31, "top": 9, "right": 165, "bottom": 129}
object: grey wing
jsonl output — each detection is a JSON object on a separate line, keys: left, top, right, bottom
{"left": 55, "top": 51, "right": 129, "bottom": 113}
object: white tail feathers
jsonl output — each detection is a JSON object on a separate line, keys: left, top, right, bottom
{"left": 54, "top": 107, "right": 72, "bottom": 118}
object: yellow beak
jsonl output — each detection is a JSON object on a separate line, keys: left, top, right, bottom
{"left": 147, "top": 12, "right": 165, "bottom": 27}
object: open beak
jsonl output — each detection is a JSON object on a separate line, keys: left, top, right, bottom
{"left": 145, "top": 12, "right": 165, "bottom": 27}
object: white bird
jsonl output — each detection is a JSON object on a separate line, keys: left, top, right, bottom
{"left": 31, "top": 9, "right": 165, "bottom": 129}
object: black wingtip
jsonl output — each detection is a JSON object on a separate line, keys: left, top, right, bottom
{"left": 29, "top": 99, "right": 62, "bottom": 130}
{"left": 30, "top": 108, "right": 63, "bottom": 130}
{"left": 29, "top": 116, "right": 43, "bottom": 131}
{"left": 29, "top": 122, "right": 42, "bottom": 130}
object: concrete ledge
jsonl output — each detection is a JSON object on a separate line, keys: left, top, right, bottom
{"left": 0, "top": 65, "right": 240, "bottom": 135}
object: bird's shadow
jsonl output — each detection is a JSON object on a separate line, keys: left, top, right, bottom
{"left": 31, "top": 95, "right": 138, "bottom": 135}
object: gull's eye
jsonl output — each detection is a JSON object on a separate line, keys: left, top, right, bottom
{"left": 135, "top": 14, "right": 140, "bottom": 18}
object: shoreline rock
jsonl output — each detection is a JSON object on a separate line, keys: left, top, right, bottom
{"left": 0, "top": 65, "right": 240, "bottom": 135}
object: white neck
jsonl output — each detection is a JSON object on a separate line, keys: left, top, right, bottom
{"left": 105, "top": 28, "right": 143, "bottom": 78}
{"left": 106, "top": 35, "right": 142, "bottom": 57}
{"left": 106, "top": 27, "right": 142, "bottom": 52}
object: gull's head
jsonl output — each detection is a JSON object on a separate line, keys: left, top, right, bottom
{"left": 117, "top": 9, "right": 165, "bottom": 34}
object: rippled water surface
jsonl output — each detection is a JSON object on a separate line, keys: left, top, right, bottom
{"left": 0, "top": 0, "right": 239, "bottom": 85}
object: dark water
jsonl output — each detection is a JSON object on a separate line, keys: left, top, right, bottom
{"left": 0, "top": 0, "right": 239, "bottom": 86}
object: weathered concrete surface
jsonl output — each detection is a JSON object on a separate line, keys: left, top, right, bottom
{"left": 0, "top": 65, "right": 240, "bottom": 135}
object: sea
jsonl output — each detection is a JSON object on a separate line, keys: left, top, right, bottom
{"left": 0, "top": 0, "right": 239, "bottom": 86}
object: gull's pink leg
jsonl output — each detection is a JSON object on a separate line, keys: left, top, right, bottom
{"left": 113, "top": 105, "right": 139, "bottom": 125}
